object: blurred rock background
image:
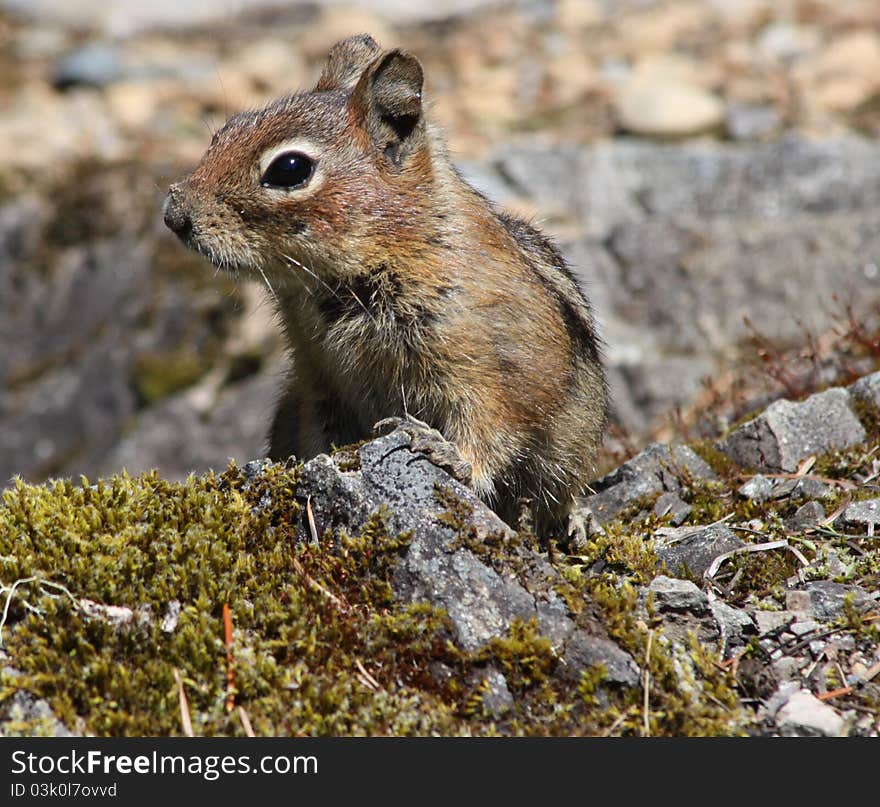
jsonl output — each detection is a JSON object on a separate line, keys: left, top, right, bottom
{"left": 2, "top": 0, "right": 880, "bottom": 484}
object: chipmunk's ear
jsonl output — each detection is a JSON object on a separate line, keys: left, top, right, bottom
{"left": 350, "top": 49, "right": 425, "bottom": 166}
{"left": 315, "top": 34, "right": 382, "bottom": 91}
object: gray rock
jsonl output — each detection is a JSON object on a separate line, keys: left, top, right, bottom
{"left": 841, "top": 498, "right": 880, "bottom": 530}
{"left": 775, "top": 690, "right": 849, "bottom": 737}
{"left": 498, "top": 135, "right": 880, "bottom": 242}
{"left": 0, "top": 689, "right": 76, "bottom": 737}
{"left": 773, "top": 477, "right": 830, "bottom": 501}
{"left": 808, "top": 640, "right": 826, "bottom": 658}
{"left": 560, "top": 632, "right": 640, "bottom": 687}
{"left": 649, "top": 575, "right": 709, "bottom": 615}
{"left": 53, "top": 42, "right": 125, "bottom": 89}
{"left": 771, "top": 657, "right": 802, "bottom": 682}
{"left": 849, "top": 371, "right": 880, "bottom": 410}
{"left": 721, "top": 388, "right": 866, "bottom": 472}
{"left": 97, "top": 368, "right": 278, "bottom": 480}
{"left": 754, "top": 610, "right": 795, "bottom": 635}
{"left": 1, "top": 344, "right": 136, "bottom": 483}
{"left": 805, "top": 581, "right": 878, "bottom": 621}
{"left": 738, "top": 475, "right": 774, "bottom": 502}
{"left": 293, "top": 431, "right": 637, "bottom": 685}
{"left": 646, "top": 576, "right": 721, "bottom": 647}
{"left": 763, "top": 680, "right": 802, "bottom": 717}
{"left": 785, "top": 590, "right": 813, "bottom": 617}
{"left": 789, "top": 620, "right": 821, "bottom": 637}
{"left": 160, "top": 600, "right": 181, "bottom": 633}
{"left": 1, "top": 654, "right": 75, "bottom": 737}
{"left": 0, "top": 181, "right": 256, "bottom": 485}
{"left": 608, "top": 355, "right": 716, "bottom": 433}
{"left": 710, "top": 600, "right": 756, "bottom": 649}
{"left": 578, "top": 443, "right": 715, "bottom": 525}
{"left": 589, "top": 209, "right": 880, "bottom": 359}
{"left": 653, "top": 491, "right": 691, "bottom": 525}
{"left": 467, "top": 667, "right": 514, "bottom": 718}
{"left": 725, "top": 103, "right": 781, "bottom": 141}
{"left": 656, "top": 525, "right": 745, "bottom": 580}
{"left": 787, "top": 500, "right": 825, "bottom": 530}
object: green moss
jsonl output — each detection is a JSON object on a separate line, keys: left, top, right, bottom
{"left": 476, "top": 618, "right": 556, "bottom": 694}
{"left": 0, "top": 467, "right": 470, "bottom": 736}
{"left": 571, "top": 521, "right": 659, "bottom": 585}
{"left": 132, "top": 351, "right": 210, "bottom": 404}
{"left": 329, "top": 441, "right": 367, "bottom": 473}
{"left": 851, "top": 396, "right": 880, "bottom": 442}
{"left": 584, "top": 578, "right": 744, "bottom": 736}
{"left": 0, "top": 462, "right": 761, "bottom": 737}
{"left": 432, "top": 483, "right": 532, "bottom": 572}
{"left": 688, "top": 440, "right": 744, "bottom": 481}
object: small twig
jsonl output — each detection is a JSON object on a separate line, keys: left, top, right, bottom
{"left": 782, "top": 626, "right": 845, "bottom": 658}
{"left": 223, "top": 603, "right": 235, "bottom": 713}
{"left": 238, "top": 706, "right": 255, "bottom": 737}
{"left": 173, "top": 668, "right": 194, "bottom": 737}
{"left": 803, "top": 651, "right": 824, "bottom": 680}
{"left": 0, "top": 577, "right": 80, "bottom": 647}
{"left": 722, "top": 567, "right": 744, "bottom": 597}
{"left": 817, "top": 686, "right": 853, "bottom": 702}
{"left": 717, "top": 652, "right": 743, "bottom": 676}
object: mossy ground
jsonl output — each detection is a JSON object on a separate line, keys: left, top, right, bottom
{"left": 2, "top": 395, "right": 877, "bottom": 737}
{"left": 1, "top": 458, "right": 748, "bottom": 737}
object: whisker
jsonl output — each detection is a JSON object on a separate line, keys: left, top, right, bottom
{"left": 257, "top": 265, "right": 280, "bottom": 307}
{"left": 281, "top": 253, "right": 377, "bottom": 325}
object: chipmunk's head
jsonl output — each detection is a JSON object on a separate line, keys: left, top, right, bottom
{"left": 163, "top": 35, "right": 436, "bottom": 283}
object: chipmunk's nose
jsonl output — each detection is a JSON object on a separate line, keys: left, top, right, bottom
{"left": 163, "top": 184, "right": 193, "bottom": 240}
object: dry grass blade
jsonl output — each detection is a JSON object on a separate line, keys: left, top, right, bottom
{"left": 306, "top": 495, "right": 319, "bottom": 544}
{"left": 238, "top": 706, "right": 256, "bottom": 737}
{"left": 355, "top": 658, "right": 380, "bottom": 690}
{"left": 795, "top": 456, "right": 816, "bottom": 476}
{"left": 173, "top": 668, "right": 194, "bottom": 737}
{"left": 602, "top": 708, "right": 634, "bottom": 737}
{"left": 815, "top": 496, "right": 852, "bottom": 530}
{"left": 292, "top": 556, "right": 349, "bottom": 613}
{"left": 741, "top": 471, "right": 855, "bottom": 491}
{"left": 704, "top": 539, "right": 804, "bottom": 582}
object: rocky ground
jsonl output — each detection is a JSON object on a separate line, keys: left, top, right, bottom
{"left": 1, "top": 0, "right": 879, "bottom": 736}
{"left": 1, "top": 373, "right": 878, "bottom": 736}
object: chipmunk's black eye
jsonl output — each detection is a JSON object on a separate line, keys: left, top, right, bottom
{"left": 260, "top": 151, "right": 314, "bottom": 190}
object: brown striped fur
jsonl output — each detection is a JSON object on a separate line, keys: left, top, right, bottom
{"left": 163, "top": 35, "right": 608, "bottom": 535}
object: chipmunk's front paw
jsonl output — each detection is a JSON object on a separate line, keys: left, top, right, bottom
{"left": 373, "top": 414, "right": 473, "bottom": 486}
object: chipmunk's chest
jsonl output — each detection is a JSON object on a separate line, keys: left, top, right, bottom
{"left": 283, "top": 266, "right": 453, "bottom": 413}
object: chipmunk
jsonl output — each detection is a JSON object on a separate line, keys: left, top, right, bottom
{"left": 163, "top": 34, "right": 608, "bottom": 536}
